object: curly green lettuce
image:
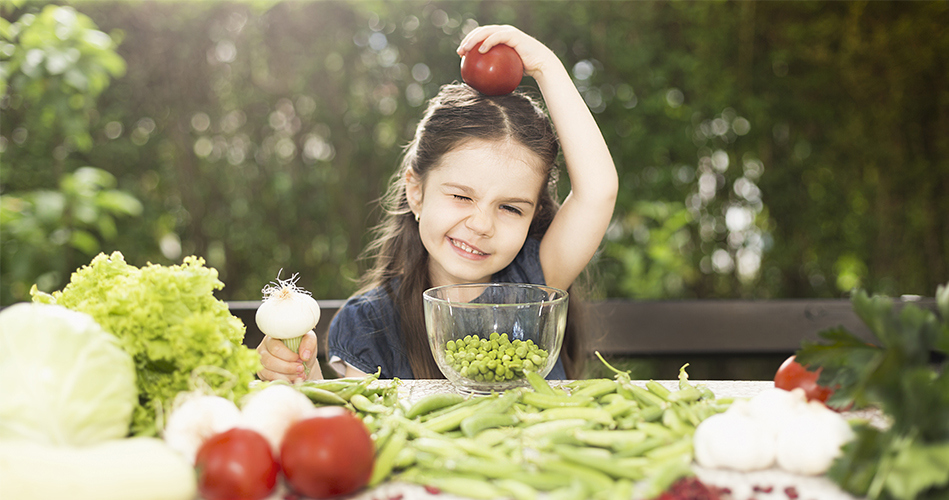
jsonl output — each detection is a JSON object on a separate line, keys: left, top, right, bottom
{"left": 32, "top": 251, "right": 260, "bottom": 437}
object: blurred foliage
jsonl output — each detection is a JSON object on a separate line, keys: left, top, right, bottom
{"left": 1, "top": 166, "right": 142, "bottom": 299}
{"left": 2, "top": 1, "right": 947, "bottom": 307}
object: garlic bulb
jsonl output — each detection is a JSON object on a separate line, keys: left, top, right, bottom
{"left": 776, "top": 400, "right": 855, "bottom": 475}
{"left": 694, "top": 387, "right": 855, "bottom": 476}
{"left": 694, "top": 400, "right": 776, "bottom": 471}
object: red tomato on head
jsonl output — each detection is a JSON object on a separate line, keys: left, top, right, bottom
{"left": 460, "top": 41, "right": 524, "bottom": 96}
{"left": 280, "top": 406, "right": 375, "bottom": 499}
{"left": 195, "top": 427, "right": 279, "bottom": 500}
{"left": 774, "top": 355, "right": 834, "bottom": 403}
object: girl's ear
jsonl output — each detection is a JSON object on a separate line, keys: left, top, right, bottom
{"left": 405, "top": 168, "right": 423, "bottom": 214}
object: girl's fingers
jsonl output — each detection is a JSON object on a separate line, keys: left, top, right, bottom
{"left": 458, "top": 25, "right": 551, "bottom": 76}
{"left": 256, "top": 366, "right": 298, "bottom": 384}
{"left": 256, "top": 335, "right": 308, "bottom": 380}
{"left": 298, "top": 330, "right": 318, "bottom": 364}
{"left": 263, "top": 335, "right": 298, "bottom": 362}
{"left": 457, "top": 25, "right": 510, "bottom": 54}
{"left": 259, "top": 346, "right": 307, "bottom": 379}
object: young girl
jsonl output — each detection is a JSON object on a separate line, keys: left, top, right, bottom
{"left": 256, "top": 25, "right": 617, "bottom": 382}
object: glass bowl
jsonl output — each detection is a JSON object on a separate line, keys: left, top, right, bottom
{"left": 423, "top": 283, "right": 568, "bottom": 394}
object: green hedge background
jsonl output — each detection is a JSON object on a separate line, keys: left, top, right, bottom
{"left": 3, "top": 1, "right": 948, "bottom": 307}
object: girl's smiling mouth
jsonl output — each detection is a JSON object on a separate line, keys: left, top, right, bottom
{"left": 448, "top": 237, "right": 488, "bottom": 258}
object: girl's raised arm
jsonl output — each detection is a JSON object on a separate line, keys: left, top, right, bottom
{"left": 458, "top": 26, "right": 619, "bottom": 291}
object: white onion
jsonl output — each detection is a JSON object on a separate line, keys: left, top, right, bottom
{"left": 240, "top": 384, "right": 316, "bottom": 452}
{"left": 162, "top": 394, "right": 241, "bottom": 463}
{"left": 255, "top": 272, "right": 321, "bottom": 350}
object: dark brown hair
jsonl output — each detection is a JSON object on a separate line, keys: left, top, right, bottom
{"left": 359, "top": 83, "right": 585, "bottom": 378}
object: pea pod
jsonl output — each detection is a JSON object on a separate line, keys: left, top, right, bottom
{"left": 418, "top": 476, "right": 506, "bottom": 500}
{"left": 564, "top": 378, "right": 602, "bottom": 390}
{"left": 625, "top": 384, "right": 666, "bottom": 407}
{"left": 394, "top": 446, "right": 417, "bottom": 469}
{"left": 548, "top": 480, "right": 588, "bottom": 500}
{"left": 298, "top": 385, "right": 348, "bottom": 406}
{"left": 423, "top": 398, "right": 493, "bottom": 433}
{"left": 411, "top": 437, "right": 466, "bottom": 458}
{"left": 603, "top": 479, "right": 633, "bottom": 500}
{"left": 515, "top": 472, "right": 574, "bottom": 491}
{"left": 537, "top": 458, "right": 614, "bottom": 492}
{"left": 639, "top": 455, "right": 693, "bottom": 500}
{"left": 601, "top": 397, "right": 638, "bottom": 418}
{"left": 521, "top": 418, "right": 590, "bottom": 440}
{"left": 521, "top": 391, "right": 593, "bottom": 409}
{"left": 444, "top": 455, "right": 522, "bottom": 480}
{"left": 637, "top": 421, "right": 678, "bottom": 440}
{"left": 406, "top": 392, "right": 467, "bottom": 419}
{"left": 553, "top": 445, "right": 645, "bottom": 481}
{"left": 521, "top": 407, "right": 614, "bottom": 426}
{"left": 661, "top": 406, "right": 693, "bottom": 436}
{"left": 613, "top": 436, "right": 671, "bottom": 457}
{"left": 570, "top": 379, "right": 618, "bottom": 399}
{"left": 645, "top": 380, "right": 672, "bottom": 401}
{"left": 624, "top": 384, "right": 667, "bottom": 408}
{"left": 460, "top": 413, "right": 519, "bottom": 438}
{"left": 300, "top": 379, "right": 355, "bottom": 393}
{"left": 639, "top": 404, "right": 665, "bottom": 422}
{"left": 369, "top": 427, "right": 408, "bottom": 486}
{"left": 526, "top": 371, "right": 557, "bottom": 395}
{"left": 667, "top": 386, "right": 702, "bottom": 403}
{"left": 496, "top": 479, "right": 539, "bottom": 500}
{"left": 572, "top": 429, "right": 646, "bottom": 449}
{"left": 645, "top": 436, "right": 693, "bottom": 461}
{"left": 350, "top": 393, "right": 389, "bottom": 414}
{"left": 335, "top": 371, "right": 378, "bottom": 401}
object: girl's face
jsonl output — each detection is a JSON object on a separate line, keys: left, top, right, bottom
{"left": 407, "top": 138, "right": 547, "bottom": 287}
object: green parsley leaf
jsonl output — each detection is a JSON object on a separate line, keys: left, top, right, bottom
{"left": 797, "top": 282, "right": 949, "bottom": 500}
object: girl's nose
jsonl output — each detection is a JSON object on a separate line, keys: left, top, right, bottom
{"left": 465, "top": 205, "right": 494, "bottom": 236}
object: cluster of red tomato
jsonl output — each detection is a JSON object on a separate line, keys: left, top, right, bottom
{"left": 774, "top": 355, "right": 835, "bottom": 404}
{"left": 194, "top": 406, "right": 374, "bottom": 500}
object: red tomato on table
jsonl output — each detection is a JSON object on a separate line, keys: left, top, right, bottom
{"left": 280, "top": 406, "right": 375, "bottom": 499}
{"left": 195, "top": 427, "right": 279, "bottom": 500}
{"left": 774, "top": 355, "right": 834, "bottom": 403}
{"left": 460, "top": 41, "right": 524, "bottom": 96}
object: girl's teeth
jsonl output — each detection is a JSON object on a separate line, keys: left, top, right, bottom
{"left": 452, "top": 239, "right": 484, "bottom": 256}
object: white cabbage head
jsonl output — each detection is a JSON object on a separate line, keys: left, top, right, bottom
{"left": 0, "top": 303, "right": 137, "bottom": 446}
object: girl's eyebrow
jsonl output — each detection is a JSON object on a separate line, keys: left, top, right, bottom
{"left": 442, "top": 182, "right": 536, "bottom": 207}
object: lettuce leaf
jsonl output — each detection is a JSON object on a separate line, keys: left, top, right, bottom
{"left": 32, "top": 251, "right": 259, "bottom": 437}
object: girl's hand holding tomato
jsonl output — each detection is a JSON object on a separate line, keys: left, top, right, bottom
{"left": 457, "top": 25, "right": 562, "bottom": 86}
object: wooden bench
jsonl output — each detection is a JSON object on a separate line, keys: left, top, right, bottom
{"left": 229, "top": 297, "right": 935, "bottom": 380}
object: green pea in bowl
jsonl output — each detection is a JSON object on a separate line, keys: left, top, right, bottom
{"left": 423, "top": 283, "right": 568, "bottom": 394}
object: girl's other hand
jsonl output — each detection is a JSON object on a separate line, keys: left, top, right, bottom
{"left": 457, "top": 25, "right": 558, "bottom": 80}
{"left": 256, "top": 331, "right": 321, "bottom": 382}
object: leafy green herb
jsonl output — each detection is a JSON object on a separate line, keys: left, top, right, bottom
{"left": 32, "top": 251, "right": 260, "bottom": 437}
{"left": 796, "top": 283, "right": 949, "bottom": 500}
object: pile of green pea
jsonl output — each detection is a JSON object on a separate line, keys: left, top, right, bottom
{"left": 444, "top": 332, "right": 549, "bottom": 382}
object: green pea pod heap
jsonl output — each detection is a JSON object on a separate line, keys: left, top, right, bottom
{"left": 275, "top": 357, "right": 730, "bottom": 500}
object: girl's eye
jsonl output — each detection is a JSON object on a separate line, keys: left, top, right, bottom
{"left": 501, "top": 205, "right": 523, "bottom": 216}
{"left": 452, "top": 195, "right": 472, "bottom": 202}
